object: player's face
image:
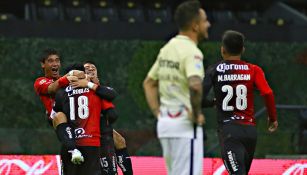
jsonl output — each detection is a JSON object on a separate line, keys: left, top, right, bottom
{"left": 195, "top": 9, "right": 211, "bottom": 40}
{"left": 41, "top": 54, "right": 61, "bottom": 79}
{"left": 84, "top": 63, "right": 98, "bottom": 78}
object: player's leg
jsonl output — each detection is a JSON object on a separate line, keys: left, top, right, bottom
{"left": 100, "top": 129, "right": 117, "bottom": 175}
{"left": 168, "top": 137, "right": 197, "bottom": 175}
{"left": 242, "top": 125, "right": 257, "bottom": 173}
{"left": 218, "top": 124, "right": 247, "bottom": 175}
{"left": 191, "top": 126, "right": 204, "bottom": 175}
{"left": 78, "top": 146, "right": 101, "bottom": 175}
{"left": 53, "top": 112, "right": 84, "bottom": 164}
{"left": 113, "top": 130, "right": 133, "bottom": 175}
{"left": 159, "top": 138, "right": 172, "bottom": 174}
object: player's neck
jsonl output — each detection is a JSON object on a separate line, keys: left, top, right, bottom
{"left": 223, "top": 55, "right": 241, "bottom": 61}
{"left": 178, "top": 31, "right": 198, "bottom": 44}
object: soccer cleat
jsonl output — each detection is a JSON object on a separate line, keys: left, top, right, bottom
{"left": 68, "top": 149, "right": 84, "bottom": 164}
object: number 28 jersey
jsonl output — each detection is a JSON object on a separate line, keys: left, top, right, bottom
{"left": 52, "top": 86, "right": 114, "bottom": 146}
{"left": 203, "top": 60, "right": 275, "bottom": 125}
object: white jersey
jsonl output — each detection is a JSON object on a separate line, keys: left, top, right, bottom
{"left": 148, "top": 35, "right": 204, "bottom": 138}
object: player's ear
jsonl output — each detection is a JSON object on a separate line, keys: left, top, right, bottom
{"left": 221, "top": 46, "right": 226, "bottom": 55}
{"left": 241, "top": 47, "right": 245, "bottom": 54}
{"left": 41, "top": 62, "right": 45, "bottom": 69}
{"left": 191, "top": 20, "right": 199, "bottom": 32}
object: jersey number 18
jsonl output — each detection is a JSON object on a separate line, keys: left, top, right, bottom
{"left": 69, "top": 96, "right": 89, "bottom": 120}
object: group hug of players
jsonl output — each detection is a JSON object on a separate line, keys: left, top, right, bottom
{"left": 34, "top": 52, "right": 133, "bottom": 175}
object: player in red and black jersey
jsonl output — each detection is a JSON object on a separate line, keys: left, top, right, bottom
{"left": 33, "top": 49, "right": 81, "bottom": 126}
{"left": 34, "top": 49, "right": 118, "bottom": 166}
{"left": 52, "top": 63, "right": 117, "bottom": 175}
{"left": 83, "top": 61, "right": 133, "bottom": 175}
{"left": 202, "top": 30, "right": 278, "bottom": 175}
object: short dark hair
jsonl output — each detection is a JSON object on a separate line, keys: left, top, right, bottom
{"left": 222, "top": 30, "right": 245, "bottom": 55}
{"left": 83, "top": 60, "right": 97, "bottom": 66}
{"left": 174, "top": 1, "right": 201, "bottom": 31}
{"left": 40, "top": 48, "right": 60, "bottom": 63}
{"left": 64, "top": 63, "right": 85, "bottom": 74}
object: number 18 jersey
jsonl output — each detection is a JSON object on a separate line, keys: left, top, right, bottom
{"left": 52, "top": 86, "right": 114, "bottom": 146}
{"left": 203, "top": 60, "right": 275, "bottom": 125}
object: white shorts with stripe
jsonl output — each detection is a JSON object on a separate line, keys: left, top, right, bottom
{"left": 159, "top": 126, "right": 203, "bottom": 175}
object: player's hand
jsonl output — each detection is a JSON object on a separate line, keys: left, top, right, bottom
{"left": 66, "top": 75, "right": 78, "bottom": 82}
{"left": 70, "top": 79, "right": 89, "bottom": 88}
{"left": 73, "top": 70, "right": 86, "bottom": 79}
{"left": 268, "top": 120, "right": 278, "bottom": 133}
{"left": 197, "top": 113, "right": 205, "bottom": 126}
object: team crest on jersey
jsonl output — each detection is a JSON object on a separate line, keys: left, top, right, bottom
{"left": 39, "top": 79, "right": 46, "bottom": 85}
{"left": 195, "top": 63, "right": 203, "bottom": 70}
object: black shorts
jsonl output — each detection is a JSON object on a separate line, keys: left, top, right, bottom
{"left": 61, "top": 146, "right": 101, "bottom": 175}
{"left": 100, "top": 126, "right": 117, "bottom": 175}
{"left": 218, "top": 123, "right": 257, "bottom": 175}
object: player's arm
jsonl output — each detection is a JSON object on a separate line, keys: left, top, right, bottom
{"left": 34, "top": 75, "right": 77, "bottom": 95}
{"left": 101, "top": 100, "right": 118, "bottom": 124}
{"left": 185, "top": 52, "right": 205, "bottom": 125}
{"left": 143, "top": 77, "right": 159, "bottom": 118}
{"left": 47, "top": 70, "right": 85, "bottom": 94}
{"left": 143, "top": 58, "right": 160, "bottom": 118}
{"left": 202, "top": 66, "right": 216, "bottom": 108}
{"left": 188, "top": 76, "right": 204, "bottom": 124}
{"left": 70, "top": 79, "right": 118, "bottom": 101}
{"left": 254, "top": 66, "right": 278, "bottom": 132}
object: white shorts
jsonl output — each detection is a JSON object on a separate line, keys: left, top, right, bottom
{"left": 159, "top": 126, "right": 203, "bottom": 175}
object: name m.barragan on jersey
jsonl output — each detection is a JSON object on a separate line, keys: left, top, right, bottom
{"left": 216, "top": 63, "right": 250, "bottom": 82}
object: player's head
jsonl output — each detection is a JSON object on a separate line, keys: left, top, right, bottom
{"left": 40, "top": 48, "right": 61, "bottom": 79}
{"left": 221, "top": 30, "right": 245, "bottom": 59}
{"left": 174, "top": 1, "right": 211, "bottom": 40}
{"left": 64, "top": 63, "right": 85, "bottom": 75}
{"left": 83, "top": 60, "right": 98, "bottom": 78}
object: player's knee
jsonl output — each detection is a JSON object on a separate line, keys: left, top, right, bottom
{"left": 52, "top": 112, "right": 68, "bottom": 129}
{"left": 113, "top": 131, "right": 126, "bottom": 149}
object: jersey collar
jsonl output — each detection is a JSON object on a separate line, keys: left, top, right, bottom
{"left": 175, "top": 35, "right": 197, "bottom": 45}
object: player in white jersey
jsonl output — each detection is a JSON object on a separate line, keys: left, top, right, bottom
{"left": 143, "top": 1, "right": 211, "bottom": 175}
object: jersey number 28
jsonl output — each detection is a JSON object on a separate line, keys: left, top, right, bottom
{"left": 222, "top": 85, "right": 247, "bottom": 111}
{"left": 69, "top": 96, "right": 89, "bottom": 120}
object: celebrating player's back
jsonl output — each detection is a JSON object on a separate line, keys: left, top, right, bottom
{"left": 203, "top": 59, "right": 276, "bottom": 125}
{"left": 52, "top": 63, "right": 114, "bottom": 175}
{"left": 202, "top": 30, "right": 278, "bottom": 175}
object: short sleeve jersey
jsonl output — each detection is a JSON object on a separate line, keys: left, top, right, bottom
{"left": 147, "top": 35, "right": 205, "bottom": 138}
{"left": 34, "top": 77, "right": 55, "bottom": 119}
{"left": 148, "top": 35, "right": 204, "bottom": 110}
{"left": 203, "top": 60, "right": 273, "bottom": 125}
{"left": 52, "top": 86, "right": 114, "bottom": 146}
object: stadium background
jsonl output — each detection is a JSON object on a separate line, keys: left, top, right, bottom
{"left": 0, "top": 0, "right": 307, "bottom": 174}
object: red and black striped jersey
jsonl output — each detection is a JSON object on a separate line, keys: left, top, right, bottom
{"left": 53, "top": 86, "right": 114, "bottom": 146}
{"left": 202, "top": 60, "right": 277, "bottom": 125}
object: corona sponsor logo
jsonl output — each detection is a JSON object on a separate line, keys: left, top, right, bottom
{"left": 217, "top": 63, "right": 249, "bottom": 73}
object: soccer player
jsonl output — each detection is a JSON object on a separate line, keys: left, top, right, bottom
{"left": 143, "top": 1, "right": 211, "bottom": 175}
{"left": 52, "top": 63, "right": 116, "bottom": 175}
{"left": 202, "top": 30, "right": 278, "bottom": 174}
{"left": 34, "top": 49, "right": 117, "bottom": 164}
{"left": 83, "top": 61, "right": 133, "bottom": 175}
{"left": 34, "top": 49, "right": 80, "bottom": 126}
